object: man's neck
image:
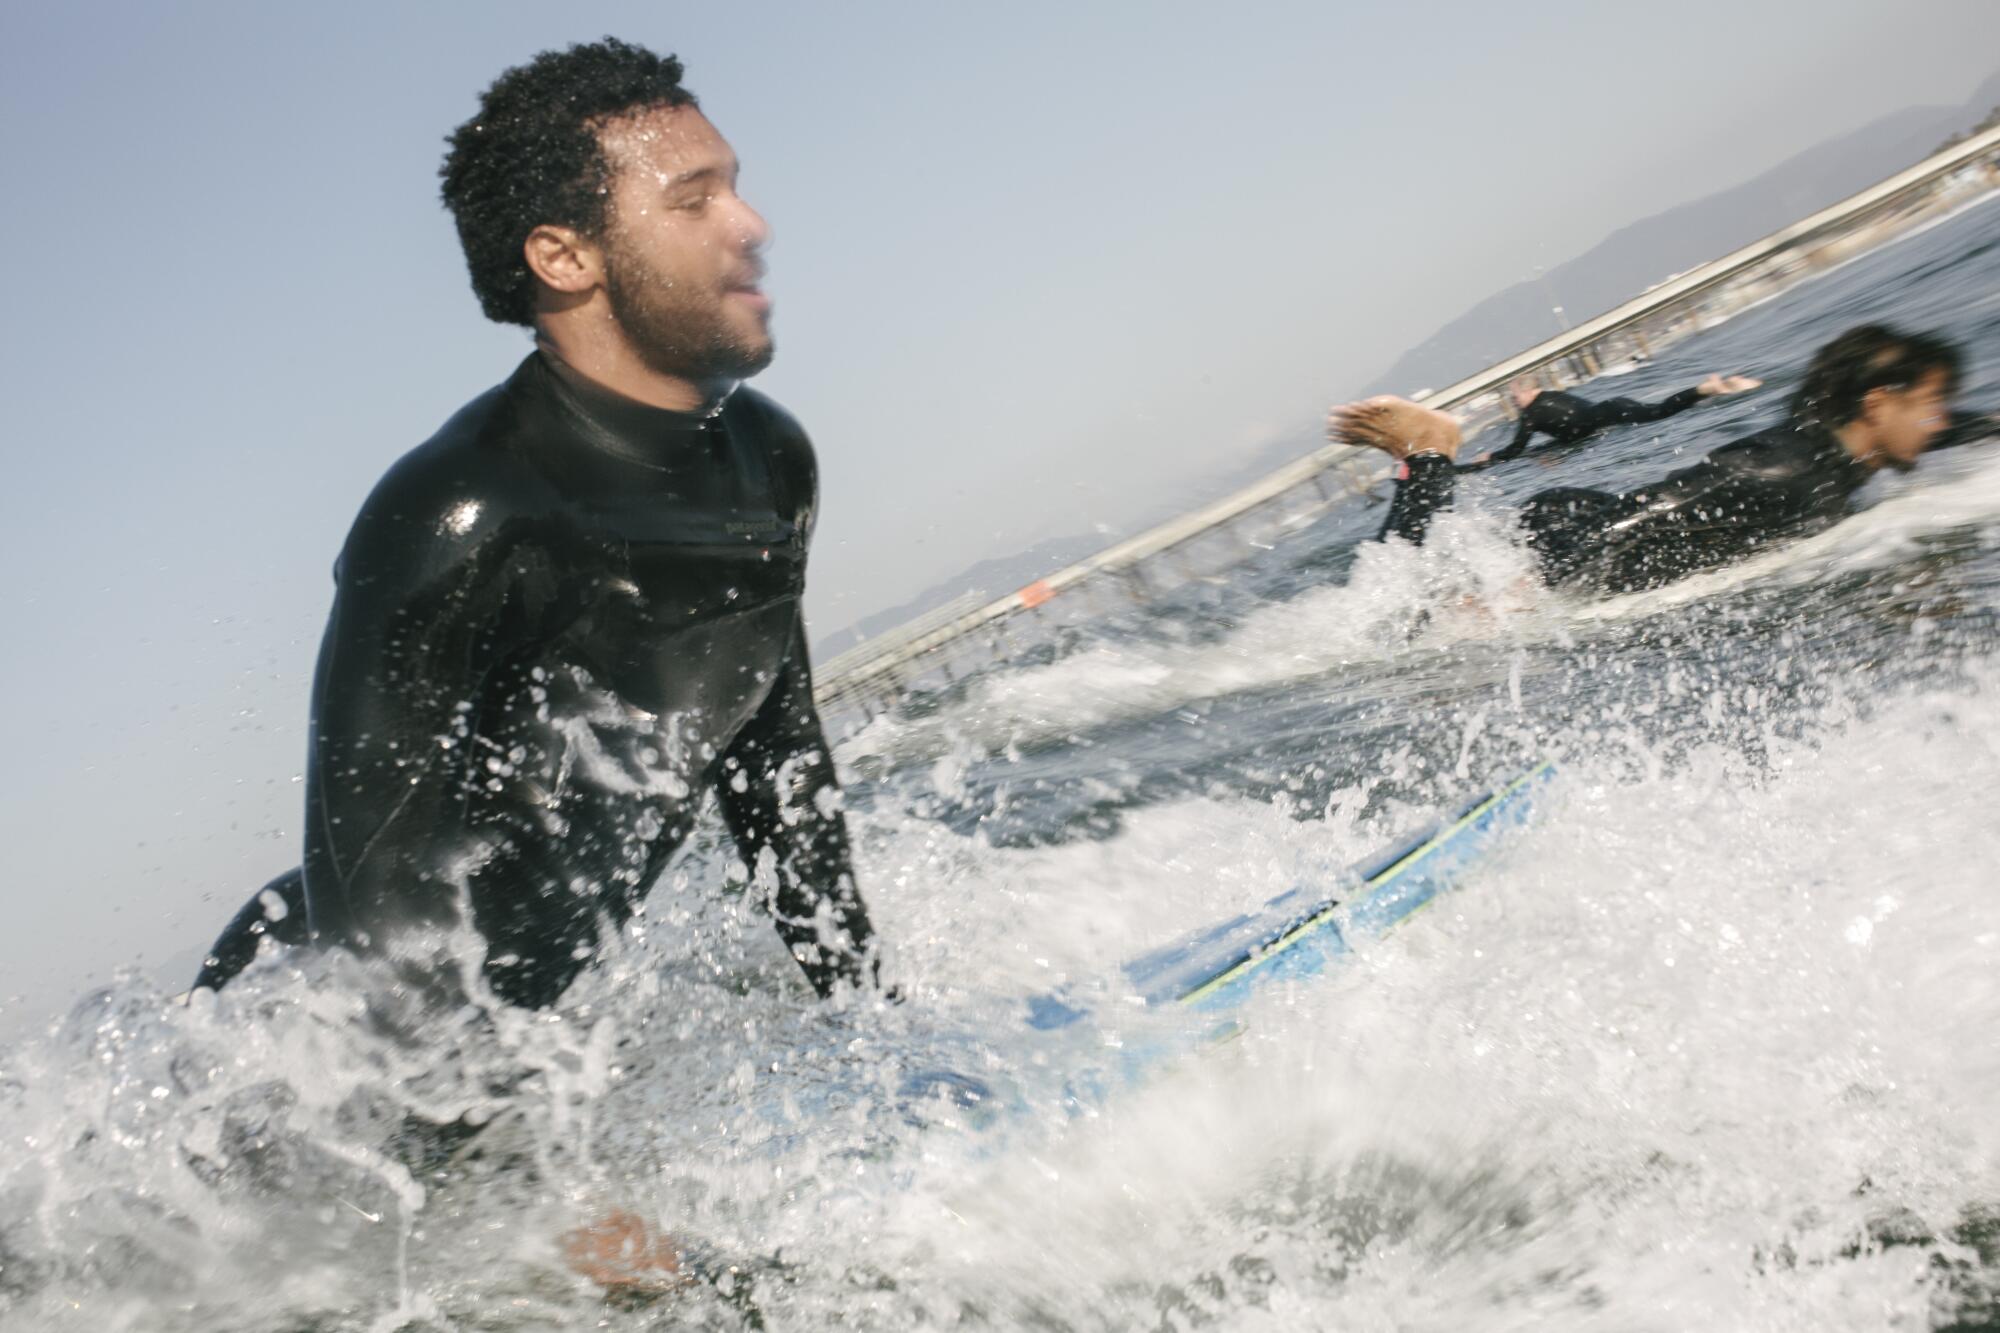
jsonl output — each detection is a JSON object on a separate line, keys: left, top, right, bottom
{"left": 534, "top": 334, "right": 732, "bottom": 416}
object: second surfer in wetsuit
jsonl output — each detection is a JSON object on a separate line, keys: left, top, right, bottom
{"left": 1463, "top": 372, "right": 1764, "bottom": 469}
{"left": 1328, "top": 325, "right": 1970, "bottom": 592}
{"left": 194, "top": 41, "right": 881, "bottom": 1016}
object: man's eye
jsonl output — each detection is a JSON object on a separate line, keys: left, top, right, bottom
{"left": 675, "top": 195, "right": 710, "bottom": 213}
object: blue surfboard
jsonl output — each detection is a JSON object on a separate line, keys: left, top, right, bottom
{"left": 1025, "top": 761, "right": 1553, "bottom": 1035}
{"left": 732, "top": 763, "right": 1554, "bottom": 1148}
{"left": 653, "top": 762, "right": 1557, "bottom": 1288}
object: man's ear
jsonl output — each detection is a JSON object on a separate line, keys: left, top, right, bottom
{"left": 523, "top": 224, "right": 602, "bottom": 297}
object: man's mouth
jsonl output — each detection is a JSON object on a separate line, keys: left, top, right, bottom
{"left": 725, "top": 269, "right": 770, "bottom": 312}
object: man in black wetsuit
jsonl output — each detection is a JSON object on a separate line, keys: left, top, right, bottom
{"left": 1328, "top": 325, "right": 1971, "bottom": 593}
{"left": 1463, "top": 371, "right": 1764, "bottom": 469}
{"left": 194, "top": 40, "right": 880, "bottom": 1013}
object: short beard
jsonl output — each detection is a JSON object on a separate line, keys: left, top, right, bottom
{"left": 602, "top": 245, "right": 773, "bottom": 386}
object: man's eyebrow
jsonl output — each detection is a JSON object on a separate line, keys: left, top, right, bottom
{"left": 663, "top": 161, "right": 738, "bottom": 190}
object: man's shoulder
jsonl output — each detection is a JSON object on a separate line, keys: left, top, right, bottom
{"left": 725, "top": 384, "right": 812, "bottom": 450}
{"left": 725, "top": 385, "right": 818, "bottom": 493}
{"left": 1706, "top": 421, "right": 1828, "bottom": 471}
{"left": 346, "top": 367, "right": 554, "bottom": 554}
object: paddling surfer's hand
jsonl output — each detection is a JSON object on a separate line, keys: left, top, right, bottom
{"left": 1699, "top": 373, "right": 1763, "bottom": 396}
{"left": 1326, "top": 396, "right": 1465, "bottom": 462}
{"left": 561, "top": 1209, "right": 687, "bottom": 1292}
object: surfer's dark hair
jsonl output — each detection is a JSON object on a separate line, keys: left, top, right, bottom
{"left": 1791, "top": 324, "right": 1962, "bottom": 427}
{"left": 439, "top": 38, "right": 698, "bottom": 327}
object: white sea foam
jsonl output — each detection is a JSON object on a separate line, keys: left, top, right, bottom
{"left": 10, "top": 140, "right": 2000, "bottom": 1333}
{"left": 5, "top": 651, "right": 1996, "bottom": 1329}
{"left": 848, "top": 444, "right": 2000, "bottom": 766}
{"left": 757, "top": 670, "right": 2000, "bottom": 1330}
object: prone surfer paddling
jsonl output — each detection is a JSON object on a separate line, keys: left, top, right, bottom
{"left": 1460, "top": 372, "right": 1764, "bottom": 469}
{"left": 1328, "top": 325, "right": 1975, "bottom": 592}
{"left": 190, "top": 39, "right": 882, "bottom": 1290}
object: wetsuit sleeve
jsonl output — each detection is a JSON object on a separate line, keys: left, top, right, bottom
{"left": 301, "top": 465, "right": 541, "bottom": 947}
{"left": 192, "top": 868, "right": 311, "bottom": 991}
{"left": 1486, "top": 410, "right": 1539, "bottom": 464}
{"left": 1457, "top": 405, "right": 1533, "bottom": 472}
{"left": 1643, "top": 387, "right": 1706, "bottom": 421}
{"left": 714, "top": 612, "right": 879, "bottom": 996}
{"left": 1375, "top": 453, "right": 1458, "bottom": 545}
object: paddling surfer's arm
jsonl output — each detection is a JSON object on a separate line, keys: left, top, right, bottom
{"left": 1485, "top": 408, "right": 1541, "bottom": 465}
{"left": 714, "top": 609, "right": 879, "bottom": 996}
{"left": 1642, "top": 386, "right": 1708, "bottom": 419}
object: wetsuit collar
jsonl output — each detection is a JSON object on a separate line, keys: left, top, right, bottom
{"left": 534, "top": 350, "right": 735, "bottom": 468}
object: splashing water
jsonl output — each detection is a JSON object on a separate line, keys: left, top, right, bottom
{"left": 7, "top": 179, "right": 2000, "bottom": 1333}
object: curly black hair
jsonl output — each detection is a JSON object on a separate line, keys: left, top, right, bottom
{"left": 1791, "top": 323, "right": 1962, "bottom": 428}
{"left": 439, "top": 38, "right": 699, "bottom": 326}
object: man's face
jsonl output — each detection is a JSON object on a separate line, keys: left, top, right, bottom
{"left": 594, "top": 105, "right": 773, "bottom": 385}
{"left": 1869, "top": 369, "right": 1954, "bottom": 469}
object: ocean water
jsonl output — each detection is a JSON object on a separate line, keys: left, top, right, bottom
{"left": 4, "top": 199, "right": 2000, "bottom": 1331}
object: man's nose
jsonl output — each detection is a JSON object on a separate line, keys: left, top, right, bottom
{"left": 730, "top": 196, "right": 772, "bottom": 252}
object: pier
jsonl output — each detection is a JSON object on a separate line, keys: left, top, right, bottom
{"left": 813, "top": 124, "right": 2000, "bottom": 729}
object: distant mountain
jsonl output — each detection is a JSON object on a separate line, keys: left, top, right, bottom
{"left": 1152, "top": 74, "right": 2000, "bottom": 507}
{"left": 1939, "top": 90, "right": 2000, "bottom": 150}
{"left": 817, "top": 78, "right": 2000, "bottom": 654}
{"left": 1366, "top": 71, "right": 2000, "bottom": 398}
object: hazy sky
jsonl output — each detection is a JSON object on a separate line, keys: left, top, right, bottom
{"left": 4, "top": 0, "right": 1999, "bottom": 1022}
